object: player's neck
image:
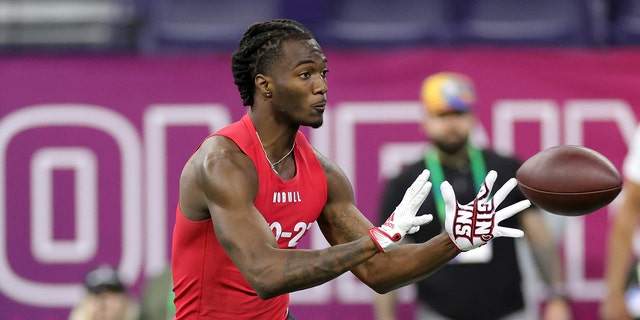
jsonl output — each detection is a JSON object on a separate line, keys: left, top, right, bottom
{"left": 250, "top": 110, "right": 298, "bottom": 149}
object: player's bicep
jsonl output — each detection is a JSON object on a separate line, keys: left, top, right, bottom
{"left": 195, "top": 140, "right": 278, "bottom": 257}
{"left": 196, "top": 144, "right": 256, "bottom": 213}
{"left": 316, "top": 155, "right": 374, "bottom": 246}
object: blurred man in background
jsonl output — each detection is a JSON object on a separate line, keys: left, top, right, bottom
{"left": 68, "top": 264, "right": 140, "bottom": 320}
{"left": 374, "top": 72, "right": 572, "bottom": 320}
{"left": 601, "top": 125, "right": 640, "bottom": 320}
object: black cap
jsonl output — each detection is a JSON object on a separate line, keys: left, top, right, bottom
{"left": 84, "top": 264, "right": 125, "bottom": 294}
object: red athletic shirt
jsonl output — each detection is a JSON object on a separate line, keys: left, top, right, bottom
{"left": 172, "top": 114, "right": 328, "bottom": 319}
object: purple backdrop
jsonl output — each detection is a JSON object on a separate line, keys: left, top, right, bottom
{"left": 0, "top": 47, "right": 639, "bottom": 319}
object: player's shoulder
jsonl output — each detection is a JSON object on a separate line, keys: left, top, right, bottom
{"left": 312, "top": 149, "right": 346, "bottom": 179}
{"left": 188, "top": 135, "right": 254, "bottom": 176}
{"left": 196, "top": 135, "right": 242, "bottom": 158}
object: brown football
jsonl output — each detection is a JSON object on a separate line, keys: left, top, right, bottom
{"left": 516, "top": 145, "right": 622, "bottom": 216}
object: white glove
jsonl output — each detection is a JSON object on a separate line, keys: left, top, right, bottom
{"left": 370, "top": 169, "right": 433, "bottom": 253}
{"left": 443, "top": 170, "right": 531, "bottom": 252}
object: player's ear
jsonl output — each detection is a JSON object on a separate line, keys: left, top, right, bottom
{"left": 255, "top": 74, "right": 272, "bottom": 98}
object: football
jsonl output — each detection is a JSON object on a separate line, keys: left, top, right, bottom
{"left": 516, "top": 145, "right": 622, "bottom": 216}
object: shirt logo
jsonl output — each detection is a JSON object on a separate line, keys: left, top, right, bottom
{"left": 272, "top": 191, "right": 302, "bottom": 204}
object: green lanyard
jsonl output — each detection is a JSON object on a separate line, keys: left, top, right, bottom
{"left": 424, "top": 145, "right": 487, "bottom": 223}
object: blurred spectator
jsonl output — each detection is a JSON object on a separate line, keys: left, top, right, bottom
{"left": 601, "top": 125, "right": 640, "bottom": 320}
{"left": 373, "top": 72, "right": 572, "bottom": 320}
{"left": 69, "top": 264, "right": 140, "bottom": 320}
{"left": 140, "top": 266, "right": 175, "bottom": 320}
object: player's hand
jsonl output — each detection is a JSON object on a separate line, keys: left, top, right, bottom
{"left": 369, "top": 169, "right": 433, "bottom": 253}
{"left": 442, "top": 170, "right": 531, "bottom": 252}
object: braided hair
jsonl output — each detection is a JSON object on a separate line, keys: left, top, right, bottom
{"left": 231, "top": 19, "right": 315, "bottom": 107}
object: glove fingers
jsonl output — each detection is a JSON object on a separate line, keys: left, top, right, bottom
{"left": 407, "top": 225, "right": 420, "bottom": 234}
{"left": 409, "top": 181, "right": 432, "bottom": 209}
{"left": 484, "top": 170, "right": 497, "bottom": 188}
{"left": 475, "top": 170, "right": 497, "bottom": 202}
{"left": 492, "top": 177, "right": 518, "bottom": 208}
{"left": 440, "top": 181, "right": 457, "bottom": 213}
{"left": 494, "top": 226, "right": 525, "bottom": 238}
{"left": 412, "top": 214, "right": 433, "bottom": 227}
{"left": 407, "top": 214, "right": 433, "bottom": 235}
{"left": 495, "top": 199, "right": 531, "bottom": 224}
{"left": 402, "top": 169, "right": 431, "bottom": 203}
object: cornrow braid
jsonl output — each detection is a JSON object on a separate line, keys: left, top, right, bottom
{"left": 231, "top": 19, "right": 315, "bottom": 107}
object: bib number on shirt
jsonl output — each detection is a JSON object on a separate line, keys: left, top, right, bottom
{"left": 269, "top": 221, "right": 313, "bottom": 248}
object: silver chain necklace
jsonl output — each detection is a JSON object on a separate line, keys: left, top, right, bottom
{"left": 255, "top": 131, "right": 295, "bottom": 175}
